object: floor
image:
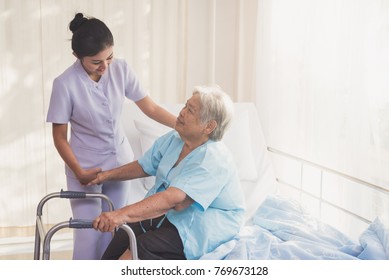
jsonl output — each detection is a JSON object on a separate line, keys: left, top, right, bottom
{"left": 0, "top": 225, "right": 73, "bottom": 260}
{"left": 0, "top": 250, "right": 73, "bottom": 260}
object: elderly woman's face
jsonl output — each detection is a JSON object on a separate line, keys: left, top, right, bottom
{"left": 175, "top": 94, "right": 205, "bottom": 137}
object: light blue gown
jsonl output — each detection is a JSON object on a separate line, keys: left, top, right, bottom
{"left": 138, "top": 130, "right": 246, "bottom": 259}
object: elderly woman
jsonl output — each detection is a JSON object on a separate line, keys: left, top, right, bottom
{"left": 89, "top": 85, "right": 246, "bottom": 260}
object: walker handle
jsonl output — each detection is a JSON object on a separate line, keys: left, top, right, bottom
{"left": 69, "top": 218, "right": 93, "bottom": 229}
{"left": 60, "top": 189, "right": 87, "bottom": 199}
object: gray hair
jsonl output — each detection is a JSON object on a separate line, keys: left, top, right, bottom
{"left": 193, "top": 85, "right": 234, "bottom": 141}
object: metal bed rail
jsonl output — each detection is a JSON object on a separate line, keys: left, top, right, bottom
{"left": 267, "top": 146, "right": 389, "bottom": 225}
{"left": 267, "top": 147, "right": 388, "bottom": 195}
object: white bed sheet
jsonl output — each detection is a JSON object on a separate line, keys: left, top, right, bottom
{"left": 200, "top": 195, "right": 389, "bottom": 260}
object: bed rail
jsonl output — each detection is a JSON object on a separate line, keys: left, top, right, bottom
{"left": 267, "top": 147, "right": 388, "bottom": 195}
{"left": 267, "top": 146, "right": 389, "bottom": 228}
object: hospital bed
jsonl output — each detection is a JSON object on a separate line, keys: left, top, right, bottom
{"left": 35, "top": 101, "right": 388, "bottom": 260}
{"left": 121, "top": 100, "right": 389, "bottom": 260}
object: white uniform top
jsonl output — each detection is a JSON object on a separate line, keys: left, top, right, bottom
{"left": 47, "top": 58, "right": 147, "bottom": 178}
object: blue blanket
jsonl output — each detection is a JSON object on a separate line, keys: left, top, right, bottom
{"left": 200, "top": 195, "right": 389, "bottom": 260}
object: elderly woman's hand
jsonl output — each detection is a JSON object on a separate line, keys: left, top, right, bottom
{"left": 86, "top": 170, "right": 109, "bottom": 186}
{"left": 93, "top": 209, "right": 127, "bottom": 232}
{"left": 76, "top": 167, "right": 102, "bottom": 185}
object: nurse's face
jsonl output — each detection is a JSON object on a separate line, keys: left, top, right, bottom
{"left": 80, "top": 46, "right": 114, "bottom": 81}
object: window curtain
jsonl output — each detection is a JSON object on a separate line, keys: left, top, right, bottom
{"left": 0, "top": 0, "right": 257, "bottom": 227}
{"left": 1, "top": 0, "right": 388, "bottom": 233}
{"left": 255, "top": 0, "right": 389, "bottom": 193}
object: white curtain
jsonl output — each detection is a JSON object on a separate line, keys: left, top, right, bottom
{"left": 2, "top": 0, "right": 388, "bottom": 232}
{"left": 255, "top": 0, "right": 389, "bottom": 191}
{"left": 0, "top": 0, "right": 257, "bottom": 227}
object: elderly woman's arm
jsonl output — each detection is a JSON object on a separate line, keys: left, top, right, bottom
{"left": 87, "top": 160, "right": 148, "bottom": 186}
{"left": 93, "top": 187, "right": 193, "bottom": 232}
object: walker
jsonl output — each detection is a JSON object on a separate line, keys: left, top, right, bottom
{"left": 34, "top": 189, "right": 137, "bottom": 260}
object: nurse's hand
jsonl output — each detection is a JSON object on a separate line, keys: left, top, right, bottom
{"left": 76, "top": 167, "right": 102, "bottom": 185}
{"left": 86, "top": 170, "right": 109, "bottom": 186}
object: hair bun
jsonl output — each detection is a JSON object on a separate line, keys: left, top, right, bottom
{"left": 69, "top": 13, "right": 88, "bottom": 33}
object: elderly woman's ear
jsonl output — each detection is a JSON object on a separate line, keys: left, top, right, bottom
{"left": 203, "top": 120, "right": 218, "bottom": 136}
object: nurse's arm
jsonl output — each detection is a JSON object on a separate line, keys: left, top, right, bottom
{"left": 93, "top": 187, "right": 194, "bottom": 232}
{"left": 52, "top": 123, "right": 101, "bottom": 184}
{"left": 87, "top": 160, "right": 148, "bottom": 186}
{"left": 135, "top": 96, "right": 177, "bottom": 128}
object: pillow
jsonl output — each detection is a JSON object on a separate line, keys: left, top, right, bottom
{"left": 223, "top": 110, "right": 258, "bottom": 181}
{"left": 134, "top": 119, "right": 171, "bottom": 153}
{"left": 134, "top": 119, "right": 171, "bottom": 190}
{"left": 134, "top": 109, "right": 258, "bottom": 182}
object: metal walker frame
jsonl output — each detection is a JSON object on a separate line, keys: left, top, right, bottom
{"left": 34, "top": 189, "right": 137, "bottom": 260}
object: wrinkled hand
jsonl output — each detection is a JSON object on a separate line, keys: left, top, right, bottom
{"left": 93, "top": 210, "right": 127, "bottom": 232}
{"left": 77, "top": 167, "right": 102, "bottom": 185}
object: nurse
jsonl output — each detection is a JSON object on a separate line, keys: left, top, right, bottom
{"left": 46, "top": 13, "right": 176, "bottom": 259}
{"left": 88, "top": 85, "right": 246, "bottom": 260}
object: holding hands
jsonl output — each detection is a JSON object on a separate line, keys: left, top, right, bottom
{"left": 76, "top": 167, "right": 102, "bottom": 185}
{"left": 86, "top": 170, "right": 110, "bottom": 186}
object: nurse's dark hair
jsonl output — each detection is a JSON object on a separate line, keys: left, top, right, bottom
{"left": 69, "top": 13, "right": 114, "bottom": 58}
